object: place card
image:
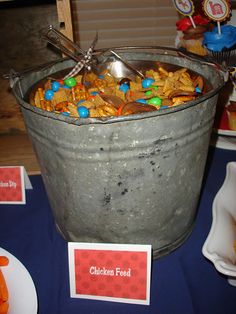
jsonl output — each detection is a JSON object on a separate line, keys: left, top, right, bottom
{"left": 68, "top": 242, "right": 152, "bottom": 305}
{"left": 0, "top": 166, "right": 32, "bottom": 204}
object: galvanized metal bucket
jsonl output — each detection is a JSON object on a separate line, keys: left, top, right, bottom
{"left": 11, "top": 47, "right": 224, "bottom": 258}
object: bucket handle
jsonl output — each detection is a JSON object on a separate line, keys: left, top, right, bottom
{"left": 3, "top": 58, "right": 67, "bottom": 99}
{"left": 2, "top": 45, "right": 229, "bottom": 86}
{"left": 4, "top": 69, "right": 24, "bottom": 98}
{"left": 97, "top": 45, "right": 229, "bottom": 82}
{"left": 96, "top": 45, "right": 224, "bottom": 68}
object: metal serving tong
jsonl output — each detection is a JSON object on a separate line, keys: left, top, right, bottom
{"left": 40, "top": 25, "right": 87, "bottom": 61}
{"left": 109, "top": 50, "right": 145, "bottom": 79}
{"left": 40, "top": 25, "right": 146, "bottom": 79}
{"left": 41, "top": 25, "right": 99, "bottom": 79}
{"left": 6, "top": 26, "right": 223, "bottom": 82}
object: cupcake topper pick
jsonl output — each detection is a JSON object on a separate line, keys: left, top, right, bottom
{"left": 172, "top": 0, "right": 196, "bottom": 28}
{"left": 202, "top": 0, "right": 231, "bottom": 35}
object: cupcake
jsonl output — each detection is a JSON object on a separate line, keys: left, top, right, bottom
{"left": 226, "top": 101, "right": 236, "bottom": 131}
{"left": 176, "top": 15, "right": 212, "bottom": 56}
{"left": 203, "top": 25, "right": 236, "bottom": 65}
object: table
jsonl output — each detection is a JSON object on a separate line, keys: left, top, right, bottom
{"left": 1, "top": 147, "right": 236, "bottom": 314}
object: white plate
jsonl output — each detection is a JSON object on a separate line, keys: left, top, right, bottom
{"left": 202, "top": 162, "right": 236, "bottom": 286}
{"left": 210, "top": 134, "right": 236, "bottom": 150}
{"left": 211, "top": 104, "right": 236, "bottom": 149}
{"left": 214, "top": 128, "right": 236, "bottom": 137}
{"left": 0, "top": 247, "right": 38, "bottom": 314}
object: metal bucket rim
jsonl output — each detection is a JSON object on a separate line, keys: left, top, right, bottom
{"left": 11, "top": 46, "right": 225, "bottom": 126}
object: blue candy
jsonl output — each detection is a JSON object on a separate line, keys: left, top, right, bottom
{"left": 44, "top": 89, "right": 54, "bottom": 100}
{"left": 142, "top": 78, "right": 155, "bottom": 89}
{"left": 135, "top": 99, "right": 147, "bottom": 104}
{"left": 90, "top": 91, "right": 99, "bottom": 96}
{"left": 77, "top": 106, "right": 89, "bottom": 118}
{"left": 195, "top": 86, "right": 201, "bottom": 93}
{"left": 51, "top": 81, "right": 61, "bottom": 92}
{"left": 61, "top": 111, "right": 70, "bottom": 116}
{"left": 119, "top": 83, "right": 130, "bottom": 93}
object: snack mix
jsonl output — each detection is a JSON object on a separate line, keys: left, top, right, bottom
{"left": 31, "top": 66, "right": 205, "bottom": 118}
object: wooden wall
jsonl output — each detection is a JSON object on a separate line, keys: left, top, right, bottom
{"left": 0, "top": 2, "right": 60, "bottom": 134}
{"left": 71, "top": 0, "right": 179, "bottom": 49}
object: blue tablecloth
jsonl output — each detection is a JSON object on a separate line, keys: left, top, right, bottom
{"left": 1, "top": 147, "right": 236, "bottom": 314}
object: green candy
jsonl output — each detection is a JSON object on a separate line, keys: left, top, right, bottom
{"left": 145, "top": 86, "right": 158, "bottom": 97}
{"left": 64, "top": 77, "right": 77, "bottom": 87}
{"left": 150, "top": 85, "right": 158, "bottom": 90}
{"left": 147, "top": 97, "right": 162, "bottom": 106}
{"left": 145, "top": 90, "right": 152, "bottom": 96}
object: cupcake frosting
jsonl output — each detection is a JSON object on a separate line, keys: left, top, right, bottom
{"left": 176, "top": 15, "right": 210, "bottom": 31}
{"left": 203, "top": 25, "right": 236, "bottom": 52}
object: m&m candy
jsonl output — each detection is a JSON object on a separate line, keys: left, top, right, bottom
{"left": 150, "top": 85, "right": 158, "bottom": 90}
{"left": 195, "top": 86, "right": 201, "bottom": 93}
{"left": 51, "top": 81, "right": 61, "bottom": 92}
{"left": 77, "top": 106, "right": 89, "bottom": 118}
{"left": 44, "top": 89, "right": 54, "bottom": 101}
{"left": 61, "top": 111, "right": 70, "bottom": 116}
{"left": 119, "top": 83, "right": 130, "bottom": 93}
{"left": 145, "top": 90, "right": 153, "bottom": 96}
{"left": 119, "top": 78, "right": 131, "bottom": 86}
{"left": 64, "top": 77, "right": 77, "bottom": 87}
{"left": 142, "top": 78, "right": 155, "bottom": 88}
{"left": 147, "top": 97, "right": 162, "bottom": 106}
{"left": 136, "top": 99, "right": 147, "bottom": 104}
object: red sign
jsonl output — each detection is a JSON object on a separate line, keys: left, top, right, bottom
{"left": 68, "top": 243, "right": 152, "bottom": 305}
{"left": 0, "top": 167, "right": 25, "bottom": 204}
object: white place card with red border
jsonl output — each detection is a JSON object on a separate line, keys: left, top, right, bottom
{"left": 68, "top": 242, "right": 152, "bottom": 305}
{"left": 0, "top": 166, "right": 32, "bottom": 204}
